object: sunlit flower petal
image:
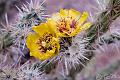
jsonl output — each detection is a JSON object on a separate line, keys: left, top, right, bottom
{"left": 48, "top": 9, "right": 91, "bottom": 37}
{"left": 26, "top": 22, "right": 60, "bottom": 60}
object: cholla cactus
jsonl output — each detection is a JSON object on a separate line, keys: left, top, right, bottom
{"left": 61, "top": 34, "right": 90, "bottom": 72}
{"left": 17, "top": 61, "right": 47, "bottom": 80}
{"left": 11, "top": 0, "right": 46, "bottom": 49}
{"left": 95, "top": 0, "right": 110, "bottom": 12}
{"left": 52, "top": 32, "right": 91, "bottom": 75}
{"left": 0, "top": 0, "right": 120, "bottom": 80}
{"left": 0, "top": 66, "right": 18, "bottom": 80}
{"left": 88, "top": 0, "right": 110, "bottom": 23}
{"left": 0, "top": 31, "right": 13, "bottom": 51}
{"left": 16, "top": 0, "right": 46, "bottom": 26}
{"left": 0, "top": 14, "right": 14, "bottom": 51}
{"left": 26, "top": 8, "right": 92, "bottom": 74}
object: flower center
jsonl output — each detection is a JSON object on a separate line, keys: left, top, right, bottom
{"left": 37, "top": 33, "right": 53, "bottom": 53}
{"left": 57, "top": 17, "right": 77, "bottom": 36}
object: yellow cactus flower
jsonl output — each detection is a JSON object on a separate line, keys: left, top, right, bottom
{"left": 26, "top": 22, "right": 60, "bottom": 60}
{"left": 48, "top": 9, "right": 91, "bottom": 37}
